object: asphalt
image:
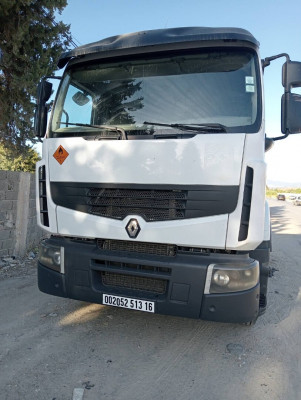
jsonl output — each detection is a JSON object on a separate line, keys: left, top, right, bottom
{"left": 0, "top": 199, "right": 300, "bottom": 400}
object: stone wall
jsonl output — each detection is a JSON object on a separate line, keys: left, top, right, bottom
{"left": 0, "top": 170, "right": 46, "bottom": 257}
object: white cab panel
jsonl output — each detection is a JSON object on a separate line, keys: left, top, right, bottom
{"left": 36, "top": 150, "right": 58, "bottom": 233}
{"left": 42, "top": 133, "right": 247, "bottom": 247}
{"left": 226, "top": 130, "right": 266, "bottom": 250}
{"left": 56, "top": 207, "right": 228, "bottom": 248}
{"left": 47, "top": 134, "right": 245, "bottom": 185}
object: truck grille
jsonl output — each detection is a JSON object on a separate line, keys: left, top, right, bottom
{"left": 101, "top": 271, "right": 167, "bottom": 294}
{"left": 97, "top": 239, "right": 177, "bottom": 257}
{"left": 87, "top": 188, "right": 186, "bottom": 221}
{"left": 92, "top": 259, "right": 172, "bottom": 275}
{"left": 50, "top": 182, "right": 239, "bottom": 221}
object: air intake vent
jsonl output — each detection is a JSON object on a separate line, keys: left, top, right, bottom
{"left": 50, "top": 182, "right": 240, "bottom": 222}
{"left": 97, "top": 239, "right": 177, "bottom": 257}
{"left": 238, "top": 167, "right": 253, "bottom": 241}
{"left": 100, "top": 271, "right": 168, "bottom": 294}
{"left": 87, "top": 188, "right": 186, "bottom": 221}
{"left": 38, "top": 166, "right": 49, "bottom": 227}
{"left": 93, "top": 258, "right": 172, "bottom": 275}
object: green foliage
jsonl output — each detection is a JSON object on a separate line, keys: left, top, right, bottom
{"left": 0, "top": 0, "right": 71, "bottom": 151}
{"left": 0, "top": 143, "right": 40, "bottom": 172}
{"left": 266, "top": 187, "right": 301, "bottom": 198}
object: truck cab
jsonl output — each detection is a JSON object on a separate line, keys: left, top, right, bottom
{"left": 35, "top": 27, "right": 301, "bottom": 323}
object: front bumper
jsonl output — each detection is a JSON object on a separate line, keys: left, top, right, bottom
{"left": 38, "top": 236, "right": 260, "bottom": 323}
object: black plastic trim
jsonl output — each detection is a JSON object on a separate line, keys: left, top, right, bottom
{"left": 238, "top": 167, "right": 254, "bottom": 241}
{"left": 249, "top": 240, "right": 271, "bottom": 314}
{"left": 200, "top": 284, "right": 260, "bottom": 323}
{"left": 58, "top": 27, "right": 259, "bottom": 68}
{"left": 38, "top": 263, "right": 67, "bottom": 298}
{"left": 249, "top": 240, "right": 271, "bottom": 266}
{"left": 38, "top": 166, "right": 49, "bottom": 227}
{"left": 37, "top": 236, "right": 260, "bottom": 322}
{"left": 50, "top": 182, "right": 239, "bottom": 221}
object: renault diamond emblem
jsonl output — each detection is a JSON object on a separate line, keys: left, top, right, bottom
{"left": 126, "top": 218, "right": 141, "bottom": 239}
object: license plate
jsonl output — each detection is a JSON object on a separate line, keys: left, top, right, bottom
{"left": 103, "top": 294, "right": 155, "bottom": 313}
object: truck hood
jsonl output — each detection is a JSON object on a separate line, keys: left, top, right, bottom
{"left": 48, "top": 134, "right": 244, "bottom": 185}
{"left": 42, "top": 134, "right": 246, "bottom": 248}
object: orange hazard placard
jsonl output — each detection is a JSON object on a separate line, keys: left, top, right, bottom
{"left": 53, "top": 145, "right": 69, "bottom": 165}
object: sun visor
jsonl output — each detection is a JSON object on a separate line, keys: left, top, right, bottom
{"left": 58, "top": 27, "right": 259, "bottom": 69}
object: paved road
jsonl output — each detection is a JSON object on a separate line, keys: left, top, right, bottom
{"left": 1, "top": 199, "right": 301, "bottom": 400}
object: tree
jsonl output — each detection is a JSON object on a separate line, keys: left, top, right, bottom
{"left": 0, "top": 0, "right": 72, "bottom": 152}
{"left": 94, "top": 80, "right": 144, "bottom": 126}
{"left": 0, "top": 143, "right": 40, "bottom": 172}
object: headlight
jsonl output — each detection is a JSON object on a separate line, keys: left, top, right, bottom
{"left": 213, "top": 271, "right": 230, "bottom": 287}
{"left": 205, "top": 260, "right": 259, "bottom": 294}
{"left": 39, "top": 241, "right": 64, "bottom": 273}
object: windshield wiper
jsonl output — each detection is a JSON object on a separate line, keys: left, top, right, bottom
{"left": 143, "top": 121, "right": 227, "bottom": 133}
{"left": 60, "top": 122, "right": 127, "bottom": 140}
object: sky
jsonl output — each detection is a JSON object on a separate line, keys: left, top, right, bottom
{"left": 52, "top": 0, "right": 301, "bottom": 186}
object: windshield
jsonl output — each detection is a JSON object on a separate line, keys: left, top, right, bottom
{"left": 50, "top": 48, "right": 261, "bottom": 137}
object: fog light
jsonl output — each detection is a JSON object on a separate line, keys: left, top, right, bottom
{"left": 213, "top": 271, "right": 230, "bottom": 287}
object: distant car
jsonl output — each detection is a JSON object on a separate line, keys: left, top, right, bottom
{"left": 277, "top": 193, "right": 286, "bottom": 200}
{"left": 288, "top": 194, "right": 296, "bottom": 201}
{"left": 293, "top": 195, "right": 301, "bottom": 206}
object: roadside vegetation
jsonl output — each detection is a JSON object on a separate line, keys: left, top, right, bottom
{"left": 0, "top": 0, "right": 71, "bottom": 171}
{"left": 0, "top": 143, "right": 40, "bottom": 172}
{"left": 266, "top": 187, "right": 301, "bottom": 198}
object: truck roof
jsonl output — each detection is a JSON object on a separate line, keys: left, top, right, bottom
{"left": 58, "top": 26, "right": 259, "bottom": 68}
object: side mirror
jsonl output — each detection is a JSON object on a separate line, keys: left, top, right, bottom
{"left": 281, "top": 61, "right": 301, "bottom": 134}
{"left": 37, "top": 80, "right": 52, "bottom": 103}
{"left": 34, "top": 80, "right": 52, "bottom": 137}
{"left": 282, "top": 61, "right": 301, "bottom": 91}
{"left": 281, "top": 93, "right": 301, "bottom": 134}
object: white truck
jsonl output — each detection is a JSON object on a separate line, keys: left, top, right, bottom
{"left": 34, "top": 27, "right": 301, "bottom": 323}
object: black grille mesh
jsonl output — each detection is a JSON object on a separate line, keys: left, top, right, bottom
{"left": 50, "top": 182, "right": 240, "bottom": 221}
{"left": 98, "top": 239, "right": 177, "bottom": 257}
{"left": 88, "top": 188, "right": 186, "bottom": 199}
{"left": 101, "top": 271, "right": 167, "bottom": 294}
{"left": 87, "top": 188, "right": 186, "bottom": 221}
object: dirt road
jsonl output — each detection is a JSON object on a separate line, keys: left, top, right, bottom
{"left": 1, "top": 199, "right": 300, "bottom": 400}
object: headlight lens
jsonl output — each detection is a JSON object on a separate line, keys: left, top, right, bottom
{"left": 213, "top": 271, "right": 230, "bottom": 287}
{"left": 206, "top": 260, "right": 259, "bottom": 294}
{"left": 39, "top": 241, "right": 64, "bottom": 273}
{"left": 52, "top": 251, "right": 61, "bottom": 265}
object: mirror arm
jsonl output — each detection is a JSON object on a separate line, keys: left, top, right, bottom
{"left": 262, "top": 53, "right": 290, "bottom": 69}
{"left": 267, "top": 133, "right": 289, "bottom": 141}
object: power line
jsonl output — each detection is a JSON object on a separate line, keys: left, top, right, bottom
{"left": 41, "top": 7, "right": 79, "bottom": 48}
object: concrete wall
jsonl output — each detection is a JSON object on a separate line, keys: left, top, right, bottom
{"left": 0, "top": 170, "right": 46, "bottom": 257}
